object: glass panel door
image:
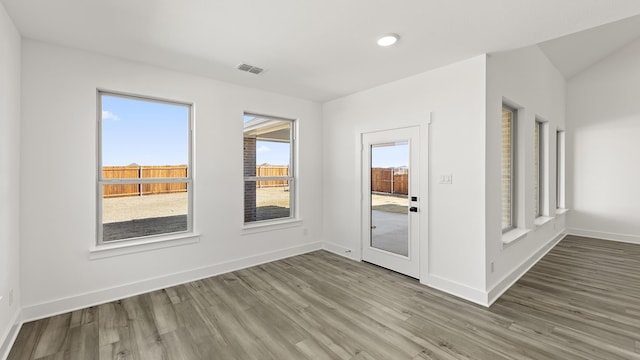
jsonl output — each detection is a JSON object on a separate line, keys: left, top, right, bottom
{"left": 362, "top": 126, "right": 420, "bottom": 278}
{"left": 370, "top": 142, "right": 409, "bottom": 256}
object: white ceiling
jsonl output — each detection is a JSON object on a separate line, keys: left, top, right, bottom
{"left": 3, "top": 0, "right": 640, "bottom": 102}
{"left": 538, "top": 14, "right": 640, "bottom": 79}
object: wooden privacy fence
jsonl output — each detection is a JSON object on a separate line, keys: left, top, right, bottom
{"left": 256, "top": 165, "right": 289, "bottom": 188}
{"left": 102, "top": 165, "right": 188, "bottom": 198}
{"left": 371, "top": 167, "right": 408, "bottom": 195}
{"left": 103, "top": 165, "right": 290, "bottom": 198}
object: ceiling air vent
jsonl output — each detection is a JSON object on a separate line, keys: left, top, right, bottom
{"left": 236, "top": 63, "right": 264, "bottom": 75}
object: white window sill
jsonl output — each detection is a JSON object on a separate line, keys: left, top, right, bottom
{"left": 89, "top": 232, "right": 200, "bottom": 260}
{"left": 556, "top": 208, "right": 569, "bottom": 215}
{"left": 242, "top": 218, "right": 303, "bottom": 235}
{"left": 534, "top": 216, "right": 554, "bottom": 227}
{"left": 502, "top": 228, "right": 530, "bottom": 246}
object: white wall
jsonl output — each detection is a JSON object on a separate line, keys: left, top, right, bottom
{"left": 19, "top": 40, "right": 323, "bottom": 319}
{"left": 0, "top": 2, "right": 21, "bottom": 357}
{"left": 323, "top": 55, "right": 489, "bottom": 304}
{"left": 485, "top": 46, "right": 567, "bottom": 302}
{"left": 567, "top": 37, "right": 640, "bottom": 244}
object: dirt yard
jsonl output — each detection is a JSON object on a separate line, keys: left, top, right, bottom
{"left": 371, "top": 193, "right": 409, "bottom": 214}
{"left": 102, "top": 187, "right": 291, "bottom": 223}
{"left": 102, "top": 192, "right": 187, "bottom": 223}
{"left": 371, "top": 193, "right": 408, "bottom": 207}
{"left": 102, "top": 189, "right": 404, "bottom": 223}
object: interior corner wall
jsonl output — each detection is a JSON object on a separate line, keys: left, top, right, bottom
{"left": 567, "top": 37, "right": 640, "bottom": 244}
{"left": 485, "top": 46, "right": 566, "bottom": 302}
{"left": 19, "top": 39, "right": 324, "bottom": 320}
{"left": 322, "top": 55, "right": 489, "bottom": 304}
{"left": 0, "top": 2, "right": 22, "bottom": 357}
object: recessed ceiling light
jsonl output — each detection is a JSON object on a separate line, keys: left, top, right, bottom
{"left": 377, "top": 33, "right": 399, "bottom": 47}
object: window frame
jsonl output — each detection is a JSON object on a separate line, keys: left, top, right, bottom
{"left": 243, "top": 113, "right": 296, "bottom": 225}
{"left": 502, "top": 105, "right": 518, "bottom": 233}
{"left": 96, "top": 90, "right": 194, "bottom": 245}
{"left": 534, "top": 119, "right": 545, "bottom": 218}
{"left": 556, "top": 129, "right": 565, "bottom": 210}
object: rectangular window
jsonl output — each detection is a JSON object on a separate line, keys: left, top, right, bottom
{"left": 98, "top": 91, "right": 193, "bottom": 243}
{"left": 243, "top": 113, "right": 295, "bottom": 224}
{"left": 556, "top": 130, "right": 565, "bottom": 209}
{"left": 501, "top": 106, "right": 517, "bottom": 231}
{"left": 534, "top": 120, "right": 544, "bottom": 217}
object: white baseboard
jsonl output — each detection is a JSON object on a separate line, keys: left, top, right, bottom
{"left": 21, "top": 241, "right": 322, "bottom": 322}
{"left": 1, "top": 309, "right": 22, "bottom": 360}
{"left": 487, "top": 232, "right": 566, "bottom": 306}
{"left": 423, "top": 274, "right": 489, "bottom": 307}
{"left": 568, "top": 228, "right": 640, "bottom": 245}
{"left": 323, "top": 241, "right": 359, "bottom": 260}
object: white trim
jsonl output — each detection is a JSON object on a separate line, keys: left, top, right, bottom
{"left": 0, "top": 309, "right": 22, "bottom": 360}
{"left": 556, "top": 130, "right": 566, "bottom": 209}
{"left": 534, "top": 216, "right": 553, "bottom": 227}
{"left": 21, "top": 241, "right": 322, "bottom": 322}
{"left": 555, "top": 208, "right": 569, "bottom": 215}
{"left": 488, "top": 231, "right": 566, "bottom": 305}
{"left": 360, "top": 127, "right": 420, "bottom": 278}
{"left": 422, "top": 274, "right": 489, "bottom": 307}
{"left": 89, "top": 232, "right": 200, "bottom": 260}
{"left": 323, "top": 241, "right": 358, "bottom": 260}
{"left": 242, "top": 218, "right": 303, "bottom": 234}
{"left": 501, "top": 228, "right": 530, "bottom": 246}
{"left": 242, "top": 114, "right": 296, "bottom": 226}
{"left": 97, "top": 90, "right": 194, "bottom": 245}
{"left": 568, "top": 228, "right": 640, "bottom": 245}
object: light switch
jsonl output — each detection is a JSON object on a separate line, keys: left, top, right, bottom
{"left": 439, "top": 174, "right": 453, "bottom": 184}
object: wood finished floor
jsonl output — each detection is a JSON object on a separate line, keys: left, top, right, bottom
{"left": 8, "top": 235, "right": 640, "bottom": 359}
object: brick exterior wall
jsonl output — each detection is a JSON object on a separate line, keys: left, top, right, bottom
{"left": 501, "top": 109, "right": 513, "bottom": 229}
{"left": 244, "top": 137, "right": 257, "bottom": 222}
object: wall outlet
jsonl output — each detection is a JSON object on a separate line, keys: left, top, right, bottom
{"left": 9, "top": 289, "right": 13, "bottom": 307}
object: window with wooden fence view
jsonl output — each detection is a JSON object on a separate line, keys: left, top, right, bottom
{"left": 98, "top": 92, "right": 193, "bottom": 243}
{"left": 244, "top": 114, "right": 295, "bottom": 223}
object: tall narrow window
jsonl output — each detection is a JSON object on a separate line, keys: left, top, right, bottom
{"left": 98, "top": 91, "right": 193, "bottom": 243}
{"left": 534, "top": 120, "right": 544, "bottom": 217}
{"left": 502, "top": 106, "right": 517, "bottom": 231}
{"left": 556, "top": 130, "right": 565, "bottom": 209}
{"left": 243, "top": 113, "right": 295, "bottom": 224}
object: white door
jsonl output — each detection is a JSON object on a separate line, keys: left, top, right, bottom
{"left": 362, "top": 127, "right": 420, "bottom": 278}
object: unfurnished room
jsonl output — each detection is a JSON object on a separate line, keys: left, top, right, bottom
{"left": 2, "top": 1, "right": 640, "bottom": 359}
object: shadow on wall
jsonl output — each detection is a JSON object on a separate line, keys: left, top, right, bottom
{"left": 568, "top": 210, "right": 640, "bottom": 237}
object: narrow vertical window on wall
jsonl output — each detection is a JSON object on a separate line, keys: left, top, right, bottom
{"left": 243, "top": 113, "right": 295, "bottom": 224}
{"left": 502, "top": 106, "right": 517, "bottom": 231}
{"left": 97, "top": 91, "right": 193, "bottom": 244}
{"left": 534, "top": 120, "right": 544, "bottom": 217}
{"left": 556, "top": 130, "right": 565, "bottom": 209}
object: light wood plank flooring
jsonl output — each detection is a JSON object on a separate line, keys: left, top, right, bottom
{"left": 8, "top": 235, "right": 640, "bottom": 359}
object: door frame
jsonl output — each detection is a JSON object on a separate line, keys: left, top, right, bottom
{"left": 358, "top": 121, "right": 430, "bottom": 280}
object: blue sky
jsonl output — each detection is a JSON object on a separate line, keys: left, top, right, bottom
{"left": 371, "top": 142, "right": 408, "bottom": 168}
{"left": 101, "top": 104, "right": 405, "bottom": 168}
{"left": 101, "top": 95, "right": 189, "bottom": 166}
{"left": 255, "top": 141, "right": 290, "bottom": 166}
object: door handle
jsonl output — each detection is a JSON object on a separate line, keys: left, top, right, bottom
{"left": 409, "top": 207, "right": 418, "bottom": 213}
